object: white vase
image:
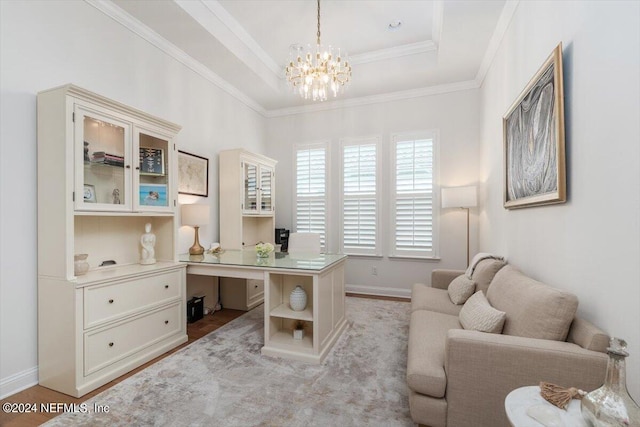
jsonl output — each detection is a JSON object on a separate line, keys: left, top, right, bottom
{"left": 289, "top": 285, "right": 307, "bottom": 311}
{"left": 74, "top": 254, "right": 89, "bottom": 276}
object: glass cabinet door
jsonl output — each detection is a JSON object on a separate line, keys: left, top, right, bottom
{"left": 260, "top": 165, "right": 274, "bottom": 213}
{"left": 75, "top": 106, "right": 131, "bottom": 211}
{"left": 134, "top": 128, "right": 172, "bottom": 212}
{"left": 243, "top": 162, "right": 258, "bottom": 213}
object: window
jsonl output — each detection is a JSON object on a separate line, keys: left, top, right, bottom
{"left": 294, "top": 144, "right": 328, "bottom": 249}
{"left": 391, "top": 132, "right": 437, "bottom": 258}
{"left": 341, "top": 138, "right": 378, "bottom": 255}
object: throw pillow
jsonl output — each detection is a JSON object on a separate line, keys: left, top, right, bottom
{"left": 448, "top": 275, "right": 476, "bottom": 305}
{"left": 459, "top": 291, "right": 506, "bottom": 334}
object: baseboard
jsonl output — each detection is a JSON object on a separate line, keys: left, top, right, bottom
{"left": 0, "top": 366, "right": 38, "bottom": 399}
{"left": 346, "top": 284, "right": 411, "bottom": 299}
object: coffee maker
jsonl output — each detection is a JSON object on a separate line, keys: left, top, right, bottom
{"left": 275, "top": 228, "right": 290, "bottom": 252}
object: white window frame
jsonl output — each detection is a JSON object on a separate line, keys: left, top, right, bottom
{"left": 339, "top": 136, "right": 381, "bottom": 256}
{"left": 389, "top": 130, "right": 439, "bottom": 259}
{"left": 293, "top": 141, "right": 330, "bottom": 251}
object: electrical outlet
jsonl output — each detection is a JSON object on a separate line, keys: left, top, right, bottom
{"left": 372, "top": 267, "right": 377, "bottom": 276}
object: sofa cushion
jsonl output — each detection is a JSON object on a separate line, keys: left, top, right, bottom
{"left": 448, "top": 275, "right": 476, "bottom": 304}
{"left": 487, "top": 265, "right": 578, "bottom": 341}
{"left": 470, "top": 258, "right": 507, "bottom": 294}
{"left": 459, "top": 291, "right": 506, "bottom": 333}
{"left": 411, "top": 283, "right": 463, "bottom": 316}
{"left": 407, "top": 310, "right": 461, "bottom": 397}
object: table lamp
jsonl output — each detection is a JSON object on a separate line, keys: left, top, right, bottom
{"left": 181, "top": 204, "right": 210, "bottom": 255}
{"left": 441, "top": 186, "right": 477, "bottom": 266}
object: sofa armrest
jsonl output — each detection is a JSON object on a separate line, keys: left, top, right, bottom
{"left": 444, "top": 329, "right": 608, "bottom": 427}
{"left": 431, "top": 269, "right": 465, "bottom": 290}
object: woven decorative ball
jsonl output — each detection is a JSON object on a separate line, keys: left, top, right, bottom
{"left": 289, "top": 285, "right": 307, "bottom": 311}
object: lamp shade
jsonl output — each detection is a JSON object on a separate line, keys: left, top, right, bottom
{"left": 181, "top": 204, "right": 210, "bottom": 226}
{"left": 441, "top": 186, "right": 477, "bottom": 208}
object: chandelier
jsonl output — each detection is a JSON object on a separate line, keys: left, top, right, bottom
{"left": 285, "top": 0, "right": 352, "bottom": 101}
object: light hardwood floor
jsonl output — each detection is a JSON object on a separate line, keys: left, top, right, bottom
{"left": 0, "top": 293, "right": 408, "bottom": 426}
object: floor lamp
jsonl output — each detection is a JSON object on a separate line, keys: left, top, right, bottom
{"left": 441, "top": 186, "right": 477, "bottom": 267}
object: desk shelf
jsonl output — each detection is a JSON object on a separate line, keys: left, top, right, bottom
{"left": 270, "top": 303, "right": 313, "bottom": 322}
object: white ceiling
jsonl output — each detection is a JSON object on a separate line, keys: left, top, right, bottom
{"left": 109, "top": 0, "right": 510, "bottom": 114}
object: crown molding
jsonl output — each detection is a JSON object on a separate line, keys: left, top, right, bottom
{"left": 475, "top": 0, "right": 521, "bottom": 86}
{"left": 265, "top": 80, "right": 480, "bottom": 118}
{"left": 350, "top": 40, "right": 437, "bottom": 65}
{"left": 85, "top": 0, "right": 267, "bottom": 116}
{"left": 176, "top": 0, "right": 282, "bottom": 90}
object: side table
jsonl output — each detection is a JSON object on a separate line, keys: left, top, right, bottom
{"left": 505, "top": 385, "right": 588, "bottom": 426}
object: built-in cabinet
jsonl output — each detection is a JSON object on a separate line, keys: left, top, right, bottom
{"left": 219, "top": 149, "right": 277, "bottom": 310}
{"left": 37, "top": 84, "right": 187, "bottom": 397}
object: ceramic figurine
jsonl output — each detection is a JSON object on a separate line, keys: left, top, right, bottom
{"left": 140, "top": 223, "right": 156, "bottom": 265}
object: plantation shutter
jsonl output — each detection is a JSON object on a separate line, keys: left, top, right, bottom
{"left": 342, "top": 142, "right": 377, "bottom": 255}
{"left": 393, "top": 138, "right": 434, "bottom": 256}
{"left": 295, "top": 146, "right": 327, "bottom": 248}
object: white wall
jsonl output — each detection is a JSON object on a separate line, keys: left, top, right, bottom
{"left": 267, "top": 90, "right": 480, "bottom": 296}
{"left": 479, "top": 1, "right": 640, "bottom": 398}
{"left": 0, "top": 0, "right": 266, "bottom": 397}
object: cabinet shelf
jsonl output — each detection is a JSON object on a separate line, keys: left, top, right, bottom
{"left": 270, "top": 303, "right": 313, "bottom": 321}
{"left": 268, "top": 330, "right": 314, "bottom": 352}
{"left": 74, "top": 210, "right": 173, "bottom": 217}
{"left": 85, "top": 161, "right": 124, "bottom": 169}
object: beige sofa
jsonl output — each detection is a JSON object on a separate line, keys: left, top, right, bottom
{"left": 408, "top": 259, "right": 610, "bottom": 427}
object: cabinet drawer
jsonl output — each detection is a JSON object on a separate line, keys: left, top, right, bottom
{"left": 247, "top": 279, "right": 264, "bottom": 302}
{"left": 84, "top": 302, "right": 181, "bottom": 375}
{"left": 84, "top": 270, "right": 181, "bottom": 328}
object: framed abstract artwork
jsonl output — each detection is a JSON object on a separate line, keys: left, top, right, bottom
{"left": 503, "top": 43, "right": 566, "bottom": 209}
{"left": 178, "top": 150, "right": 209, "bottom": 197}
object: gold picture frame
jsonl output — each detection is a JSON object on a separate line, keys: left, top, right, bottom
{"left": 503, "top": 43, "right": 566, "bottom": 209}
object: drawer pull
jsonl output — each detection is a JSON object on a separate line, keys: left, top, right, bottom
{"left": 164, "top": 285, "right": 169, "bottom": 289}
{"left": 164, "top": 320, "right": 169, "bottom": 325}
{"left": 108, "top": 299, "right": 114, "bottom": 304}
{"left": 108, "top": 342, "right": 114, "bottom": 347}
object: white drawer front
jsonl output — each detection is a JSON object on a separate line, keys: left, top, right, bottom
{"left": 84, "top": 302, "right": 181, "bottom": 375}
{"left": 247, "top": 279, "right": 264, "bottom": 304}
{"left": 84, "top": 270, "right": 181, "bottom": 328}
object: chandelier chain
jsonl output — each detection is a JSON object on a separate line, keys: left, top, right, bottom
{"left": 316, "top": 0, "right": 321, "bottom": 45}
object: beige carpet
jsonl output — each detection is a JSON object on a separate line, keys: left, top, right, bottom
{"left": 44, "top": 297, "right": 413, "bottom": 426}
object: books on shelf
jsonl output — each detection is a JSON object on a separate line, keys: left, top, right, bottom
{"left": 91, "top": 151, "right": 124, "bottom": 167}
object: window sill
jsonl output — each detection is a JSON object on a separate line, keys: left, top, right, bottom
{"left": 342, "top": 253, "right": 384, "bottom": 259}
{"left": 387, "top": 255, "right": 441, "bottom": 262}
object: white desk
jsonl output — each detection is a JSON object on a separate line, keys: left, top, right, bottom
{"left": 179, "top": 251, "right": 348, "bottom": 363}
{"left": 505, "top": 385, "right": 588, "bottom": 427}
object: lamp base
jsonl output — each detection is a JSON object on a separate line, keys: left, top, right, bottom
{"left": 189, "top": 226, "right": 204, "bottom": 255}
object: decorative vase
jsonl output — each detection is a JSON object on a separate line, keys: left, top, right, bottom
{"left": 581, "top": 337, "right": 640, "bottom": 426}
{"left": 74, "top": 254, "right": 89, "bottom": 276}
{"left": 289, "top": 285, "right": 307, "bottom": 311}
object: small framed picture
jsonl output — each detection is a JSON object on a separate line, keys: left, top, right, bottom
{"left": 139, "top": 183, "right": 168, "bottom": 207}
{"left": 83, "top": 184, "right": 96, "bottom": 203}
{"left": 178, "top": 151, "right": 209, "bottom": 197}
{"left": 139, "top": 147, "right": 165, "bottom": 175}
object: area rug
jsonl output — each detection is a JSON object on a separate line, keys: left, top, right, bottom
{"left": 44, "top": 297, "right": 412, "bottom": 426}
